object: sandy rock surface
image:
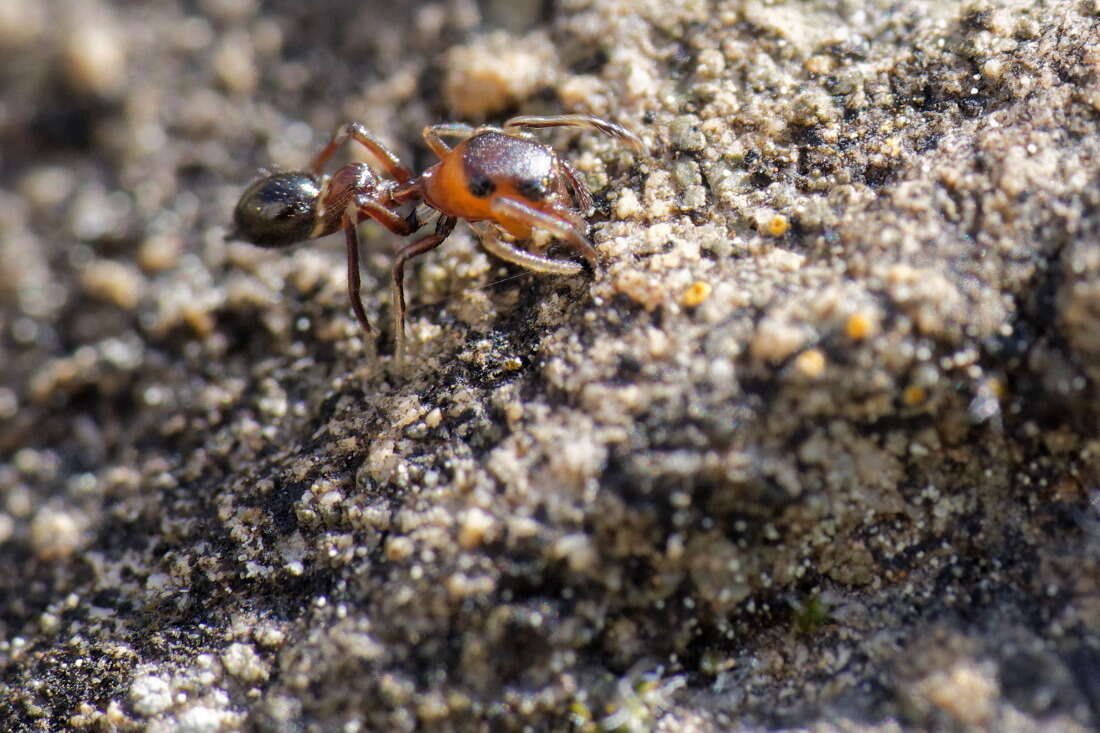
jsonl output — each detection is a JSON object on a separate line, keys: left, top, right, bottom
{"left": 2, "top": 0, "right": 1100, "bottom": 730}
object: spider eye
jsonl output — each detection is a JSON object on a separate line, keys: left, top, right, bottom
{"left": 467, "top": 174, "right": 495, "bottom": 198}
{"left": 516, "top": 177, "right": 549, "bottom": 201}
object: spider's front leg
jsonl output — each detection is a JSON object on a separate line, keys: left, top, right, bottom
{"left": 422, "top": 123, "right": 478, "bottom": 159}
{"left": 503, "top": 114, "right": 645, "bottom": 153}
{"left": 490, "top": 197, "right": 600, "bottom": 269}
{"left": 471, "top": 222, "right": 585, "bottom": 276}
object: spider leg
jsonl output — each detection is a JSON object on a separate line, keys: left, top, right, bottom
{"left": 343, "top": 211, "right": 372, "bottom": 335}
{"left": 342, "top": 197, "right": 421, "bottom": 337}
{"left": 471, "top": 222, "right": 583, "bottom": 276}
{"left": 391, "top": 215, "right": 457, "bottom": 368}
{"left": 490, "top": 197, "right": 600, "bottom": 268}
{"left": 503, "top": 114, "right": 645, "bottom": 153}
{"left": 557, "top": 158, "right": 594, "bottom": 215}
{"left": 312, "top": 123, "right": 413, "bottom": 183}
{"left": 422, "top": 123, "right": 478, "bottom": 159}
{"left": 355, "top": 195, "right": 419, "bottom": 236}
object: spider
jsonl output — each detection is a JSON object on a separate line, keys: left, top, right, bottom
{"left": 232, "top": 114, "right": 644, "bottom": 365}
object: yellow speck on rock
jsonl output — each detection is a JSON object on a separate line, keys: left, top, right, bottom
{"left": 903, "top": 385, "right": 927, "bottom": 406}
{"left": 682, "top": 281, "right": 712, "bottom": 307}
{"left": 845, "top": 312, "right": 874, "bottom": 341}
{"left": 767, "top": 214, "right": 790, "bottom": 236}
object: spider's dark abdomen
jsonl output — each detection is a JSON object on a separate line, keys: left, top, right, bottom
{"left": 233, "top": 172, "right": 322, "bottom": 248}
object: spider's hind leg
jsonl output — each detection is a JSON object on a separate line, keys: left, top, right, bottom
{"left": 312, "top": 123, "right": 414, "bottom": 182}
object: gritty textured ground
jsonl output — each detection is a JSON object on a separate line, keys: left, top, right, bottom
{"left": 2, "top": 0, "right": 1100, "bottom": 730}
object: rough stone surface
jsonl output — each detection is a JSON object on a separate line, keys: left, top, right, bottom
{"left": 2, "top": 0, "right": 1100, "bottom": 730}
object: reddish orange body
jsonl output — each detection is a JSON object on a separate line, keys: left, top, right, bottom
{"left": 422, "top": 132, "right": 569, "bottom": 241}
{"left": 232, "top": 114, "right": 644, "bottom": 367}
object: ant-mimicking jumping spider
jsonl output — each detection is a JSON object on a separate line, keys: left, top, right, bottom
{"left": 231, "top": 114, "right": 645, "bottom": 366}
